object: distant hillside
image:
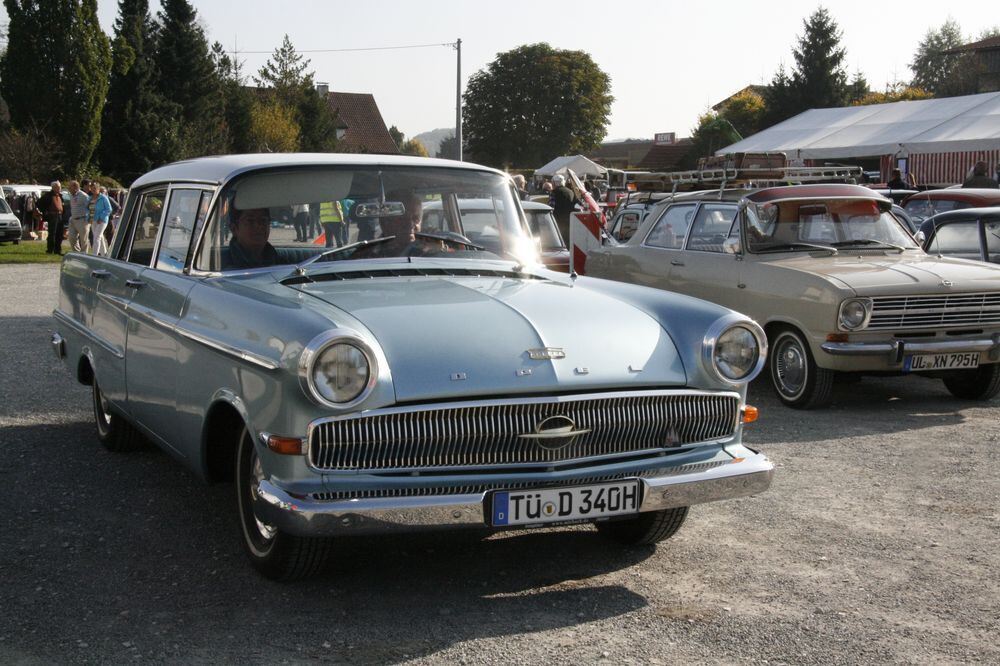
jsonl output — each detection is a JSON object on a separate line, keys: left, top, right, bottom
{"left": 412, "top": 127, "right": 454, "bottom": 157}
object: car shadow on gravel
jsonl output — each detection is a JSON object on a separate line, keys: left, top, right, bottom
{"left": 744, "top": 375, "right": 974, "bottom": 443}
{"left": 2, "top": 421, "right": 652, "bottom": 663}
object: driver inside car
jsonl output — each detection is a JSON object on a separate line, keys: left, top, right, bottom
{"left": 224, "top": 206, "right": 281, "bottom": 269}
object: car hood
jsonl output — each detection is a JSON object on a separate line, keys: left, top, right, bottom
{"left": 763, "top": 252, "right": 1000, "bottom": 295}
{"left": 292, "top": 273, "right": 687, "bottom": 402}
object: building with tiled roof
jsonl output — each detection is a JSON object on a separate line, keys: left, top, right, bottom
{"left": 325, "top": 90, "right": 399, "bottom": 154}
{"left": 637, "top": 138, "right": 694, "bottom": 171}
{"left": 944, "top": 36, "right": 1000, "bottom": 94}
{"left": 585, "top": 140, "right": 654, "bottom": 169}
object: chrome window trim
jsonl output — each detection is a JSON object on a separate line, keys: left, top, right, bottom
{"left": 122, "top": 186, "right": 169, "bottom": 267}
{"left": 297, "top": 329, "right": 384, "bottom": 410}
{"left": 701, "top": 314, "right": 768, "bottom": 385}
{"left": 640, "top": 202, "right": 697, "bottom": 251}
{"left": 151, "top": 184, "right": 216, "bottom": 274}
{"left": 173, "top": 324, "right": 281, "bottom": 371}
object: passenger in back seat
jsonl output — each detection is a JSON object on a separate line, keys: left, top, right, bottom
{"left": 224, "top": 207, "right": 281, "bottom": 270}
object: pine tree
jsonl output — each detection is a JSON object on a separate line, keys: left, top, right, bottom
{"left": 1, "top": 0, "right": 111, "bottom": 175}
{"left": 100, "top": 0, "right": 179, "bottom": 182}
{"left": 791, "top": 7, "right": 848, "bottom": 110}
{"left": 212, "top": 42, "right": 255, "bottom": 154}
{"left": 154, "top": 0, "right": 227, "bottom": 157}
{"left": 255, "top": 34, "right": 310, "bottom": 107}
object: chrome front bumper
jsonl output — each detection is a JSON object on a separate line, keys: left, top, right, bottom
{"left": 254, "top": 453, "right": 774, "bottom": 537}
{"left": 821, "top": 333, "right": 1000, "bottom": 360}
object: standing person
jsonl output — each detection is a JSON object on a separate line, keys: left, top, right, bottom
{"left": 88, "top": 182, "right": 112, "bottom": 255}
{"left": 66, "top": 180, "right": 91, "bottom": 253}
{"left": 319, "top": 200, "right": 345, "bottom": 248}
{"left": 38, "top": 182, "right": 65, "bottom": 255}
{"left": 963, "top": 161, "right": 999, "bottom": 188}
{"left": 291, "top": 202, "right": 309, "bottom": 242}
{"left": 512, "top": 174, "right": 529, "bottom": 200}
{"left": 886, "top": 168, "right": 908, "bottom": 190}
{"left": 550, "top": 174, "right": 579, "bottom": 244}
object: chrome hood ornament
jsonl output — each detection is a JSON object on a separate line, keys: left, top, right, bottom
{"left": 518, "top": 415, "right": 591, "bottom": 450}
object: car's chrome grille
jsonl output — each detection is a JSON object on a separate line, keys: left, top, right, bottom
{"left": 868, "top": 293, "right": 1000, "bottom": 330}
{"left": 308, "top": 392, "right": 740, "bottom": 472}
{"left": 310, "top": 462, "right": 728, "bottom": 500}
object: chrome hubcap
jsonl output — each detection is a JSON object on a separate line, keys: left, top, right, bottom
{"left": 775, "top": 337, "right": 806, "bottom": 396}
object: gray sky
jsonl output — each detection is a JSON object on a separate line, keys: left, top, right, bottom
{"left": 10, "top": 1, "right": 998, "bottom": 142}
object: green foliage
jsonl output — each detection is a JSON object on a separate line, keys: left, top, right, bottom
{"left": 256, "top": 34, "right": 310, "bottom": 107}
{"left": 154, "top": 0, "right": 227, "bottom": 158}
{"left": 101, "top": 0, "right": 179, "bottom": 183}
{"left": 212, "top": 42, "right": 254, "bottom": 154}
{"left": 400, "top": 138, "right": 428, "bottom": 157}
{"left": 0, "top": 123, "right": 63, "bottom": 181}
{"left": 0, "top": 0, "right": 111, "bottom": 176}
{"left": 909, "top": 19, "right": 968, "bottom": 96}
{"left": 717, "top": 90, "right": 765, "bottom": 137}
{"left": 388, "top": 125, "right": 405, "bottom": 151}
{"left": 462, "top": 43, "right": 613, "bottom": 168}
{"left": 762, "top": 7, "right": 849, "bottom": 128}
{"left": 680, "top": 112, "right": 743, "bottom": 168}
{"left": 248, "top": 99, "right": 299, "bottom": 152}
{"left": 847, "top": 71, "right": 871, "bottom": 104}
{"left": 436, "top": 134, "right": 459, "bottom": 160}
{"left": 852, "top": 85, "right": 933, "bottom": 106}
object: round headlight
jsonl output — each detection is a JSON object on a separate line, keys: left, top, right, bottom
{"left": 702, "top": 316, "right": 767, "bottom": 384}
{"left": 715, "top": 326, "right": 761, "bottom": 381}
{"left": 311, "top": 343, "right": 370, "bottom": 404}
{"left": 838, "top": 298, "right": 872, "bottom": 331}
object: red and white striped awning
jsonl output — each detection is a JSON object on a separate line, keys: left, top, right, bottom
{"left": 910, "top": 150, "right": 1000, "bottom": 186}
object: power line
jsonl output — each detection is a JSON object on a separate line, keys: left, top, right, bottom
{"left": 229, "top": 41, "right": 456, "bottom": 55}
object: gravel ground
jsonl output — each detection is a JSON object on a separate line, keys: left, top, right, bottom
{"left": 2, "top": 263, "right": 998, "bottom": 665}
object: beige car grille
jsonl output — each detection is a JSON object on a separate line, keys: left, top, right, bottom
{"left": 869, "top": 293, "right": 1000, "bottom": 330}
{"left": 308, "top": 391, "right": 740, "bottom": 472}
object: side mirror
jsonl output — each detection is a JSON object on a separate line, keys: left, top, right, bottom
{"left": 723, "top": 237, "right": 742, "bottom": 254}
{"left": 914, "top": 230, "right": 926, "bottom": 245}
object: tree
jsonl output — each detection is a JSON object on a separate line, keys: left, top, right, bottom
{"left": 0, "top": 123, "right": 63, "bottom": 181}
{"left": 248, "top": 99, "right": 299, "bottom": 152}
{"left": 761, "top": 8, "right": 849, "bottom": 127}
{"left": 909, "top": 20, "right": 967, "bottom": 96}
{"left": 100, "top": 0, "right": 179, "bottom": 183}
{"left": 388, "top": 125, "right": 405, "bottom": 151}
{"left": 436, "top": 134, "right": 459, "bottom": 160}
{"left": 463, "top": 43, "right": 613, "bottom": 168}
{"left": 847, "top": 71, "right": 871, "bottom": 104}
{"left": 717, "top": 89, "right": 766, "bottom": 138}
{"left": 256, "top": 34, "right": 310, "bottom": 107}
{"left": 680, "top": 112, "right": 743, "bottom": 169}
{"left": 0, "top": 0, "right": 111, "bottom": 175}
{"left": 400, "top": 138, "right": 428, "bottom": 157}
{"left": 852, "top": 85, "right": 933, "bottom": 106}
{"left": 154, "top": 0, "right": 227, "bottom": 157}
{"left": 212, "top": 42, "right": 254, "bottom": 154}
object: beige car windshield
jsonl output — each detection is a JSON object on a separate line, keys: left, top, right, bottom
{"left": 746, "top": 199, "right": 918, "bottom": 252}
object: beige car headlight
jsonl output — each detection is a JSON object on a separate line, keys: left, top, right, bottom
{"left": 299, "top": 331, "right": 379, "bottom": 408}
{"left": 838, "top": 298, "right": 872, "bottom": 331}
{"left": 703, "top": 315, "right": 767, "bottom": 384}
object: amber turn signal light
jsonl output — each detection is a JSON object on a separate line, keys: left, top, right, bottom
{"left": 741, "top": 405, "right": 759, "bottom": 424}
{"left": 826, "top": 333, "right": 849, "bottom": 343}
{"left": 266, "top": 435, "right": 305, "bottom": 455}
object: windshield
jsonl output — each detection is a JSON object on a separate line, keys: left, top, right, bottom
{"left": 196, "top": 166, "right": 536, "bottom": 272}
{"left": 525, "top": 210, "right": 565, "bottom": 250}
{"left": 745, "top": 198, "right": 919, "bottom": 252}
{"left": 903, "top": 197, "right": 969, "bottom": 223}
{"left": 0, "top": 198, "right": 11, "bottom": 214}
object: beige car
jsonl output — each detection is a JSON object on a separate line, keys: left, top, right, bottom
{"left": 585, "top": 184, "right": 1000, "bottom": 408}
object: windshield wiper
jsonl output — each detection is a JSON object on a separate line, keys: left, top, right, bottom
{"left": 288, "top": 237, "right": 397, "bottom": 278}
{"left": 414, "top": 231, "right": 484, "bottom": 250}
{"left": 755, "top": 241, "right": 838, "bottom": 255}
{"left": 831, "top": 239, "right": 906, "bottom": 252}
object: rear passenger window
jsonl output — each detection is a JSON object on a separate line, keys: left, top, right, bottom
{"left": 645, "top": 204, "right": 695, "bottom": 249}
{"left": 686, "top": 204, "right": 737, "bottom": 252}
{"left": 615, "top": 212, "right": 641, "bottom": 241}
{"left": 125, "top": 190, "right": 167, "bottom": 266}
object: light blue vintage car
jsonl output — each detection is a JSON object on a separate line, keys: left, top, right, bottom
{"left": 51, "top": 154, "right": 773, "bottom": 580}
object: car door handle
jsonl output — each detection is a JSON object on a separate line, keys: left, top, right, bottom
{"left": 125, "top": 279, "right": 146, "bottom": 289}
{"left": 90, "top": 269, "right": 111, "bottom": 279}
{"left": 670, "top": 259, "right": 685, "bottom": 266}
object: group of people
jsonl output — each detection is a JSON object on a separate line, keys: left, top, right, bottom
{"left": 36, "top": 179, "right": 116, "bottom": 256}
{"left": 885, "top": 161, "right": 999, "bottom": 190}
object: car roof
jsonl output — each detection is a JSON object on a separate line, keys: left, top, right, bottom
{"left": 926, "top": 206, "right": 1000, "bottom": 224}
{"left": 129, "top": 153, "right": 507, "bottom": 189}
{"left": 745, "top": 183, "right": 889, "bottom": 204}
{"left": 902, "top": 189, "right": 1000, "bottom": 205}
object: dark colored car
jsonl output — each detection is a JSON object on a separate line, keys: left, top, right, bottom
{"left": 921, "top": 207, "right": 1000, "bottom": 265}
{"left": 902, "top": 188, "right": 1000, "bottom": 225}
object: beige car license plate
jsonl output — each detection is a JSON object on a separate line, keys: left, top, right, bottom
{"left": 904, "top": 352, "right": 980, "bottom": 372}
{"left": 490, "top": 480, "right": 641, "bottom": 527}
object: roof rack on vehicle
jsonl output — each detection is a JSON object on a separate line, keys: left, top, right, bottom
{"left": 629, "top": 165, "right": 864, "bottom": 191}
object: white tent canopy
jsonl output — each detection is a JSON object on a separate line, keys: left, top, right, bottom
{"left": 534, "top": 155, "right": 608, "bottom": 178}
{"left": 718, "top": 91, "right": 1000, "bottom": 159}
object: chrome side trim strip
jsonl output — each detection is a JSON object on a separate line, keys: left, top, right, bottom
{"left": 52, "top": 309, "right": 124, "bottom": 359}
{"left": 96, "top": 291, "right": 130, "bottom": 313}
{"left": 173, "top": 324, "right": 281, "bottom": 371}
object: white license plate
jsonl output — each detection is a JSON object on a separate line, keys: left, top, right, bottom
{"left": 490, "top": 480, "right": 641, "bottom": 527}
{"left": 904, "top": 352, "right": 980, "bottom": 372}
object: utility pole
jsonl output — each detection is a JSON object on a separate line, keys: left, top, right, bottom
{"left": 455, "top": 38, "right": 462, "bottom": 161}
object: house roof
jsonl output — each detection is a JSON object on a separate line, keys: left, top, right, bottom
{"left": 636, "top": 139, "right": 693, "bottom": 170}
{"left": 943, "top": 35, "right": 1000, "bottom": 55}
{"left": 718, "top": 91, "right": 1000, "bottom": 158}
{"left": 327, "top": 92, "right": 399, "bottom": 154}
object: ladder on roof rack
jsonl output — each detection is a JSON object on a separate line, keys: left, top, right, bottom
{"left": 631, "top": 165, "right": 864, "bottom": 189}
